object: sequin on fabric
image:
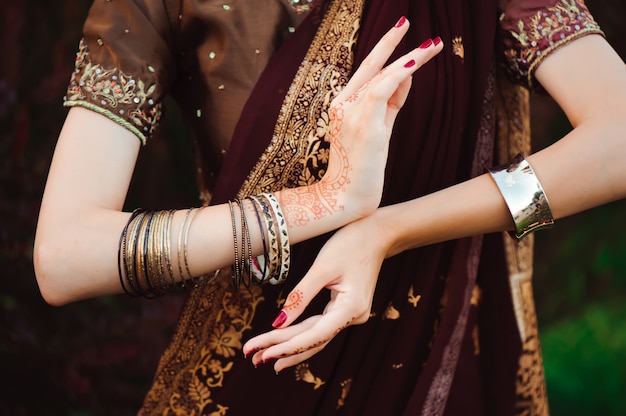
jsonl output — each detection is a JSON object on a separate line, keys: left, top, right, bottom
{"left": 500, "top": 0, "right": 604, "bottom": 88}
{"left": 64, "top": 39, "right": 162, "bottom": 144}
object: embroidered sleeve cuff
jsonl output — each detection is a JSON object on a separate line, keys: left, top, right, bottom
{"left": 499, "top": 0, "right": 604, "bottom": 89}
{"left": 63, "top": 39, "right": 162, "bottom": 145}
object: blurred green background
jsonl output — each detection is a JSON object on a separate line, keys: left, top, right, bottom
{"left": 1, "top": 1, "right": 624, "bottom": 414}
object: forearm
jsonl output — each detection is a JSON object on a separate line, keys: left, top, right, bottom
{"left": 380, "top": 115, "right": 626, "bottom": 258}
{"left": 35, "top": 182, "right": 355, "bottom": 305}
{"left": 381, "top": 34, "right": 626, "bottom": 257}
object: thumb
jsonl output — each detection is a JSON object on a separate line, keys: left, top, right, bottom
{"left": 271, "top": 267, "right": 329, "bottom": 328}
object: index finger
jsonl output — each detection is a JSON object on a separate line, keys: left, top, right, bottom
{"left": 334, "top": 16, "right": 411, "bottom": 102}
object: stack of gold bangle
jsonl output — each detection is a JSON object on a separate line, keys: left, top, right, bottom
{"left": 117, "top": 192, "right": 291, "bottom": 297}
{"left": 118, "top": 208, "right": 204, "bottom": 298}
{"left": 229, "top": 193, "right": 291, "bottom": 288}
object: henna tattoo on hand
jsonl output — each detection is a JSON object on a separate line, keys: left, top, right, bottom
{"left": 283, "top": 289, "right": 304, "bottom": 312}
{"left": 290, "top": 317, "right": 356, "bottom": 355}
{"left": 280, "top": 101, "right": 352, "bottom": 226}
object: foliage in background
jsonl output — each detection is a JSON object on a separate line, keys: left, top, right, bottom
{"left": 1, "top": 1, "right": 624, "bottom": 414}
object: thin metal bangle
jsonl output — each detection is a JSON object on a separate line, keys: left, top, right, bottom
{"left": 248, "top": 196, "right": 269, "bottom": 283}
{"left": 228, "top": 200, "right": 241, "bottom": 289}
{"left": 260, "top": 193, "right": 290, "bottom": 285}
{"left": 118, "top": 209, "right": 143, "bottom": 297}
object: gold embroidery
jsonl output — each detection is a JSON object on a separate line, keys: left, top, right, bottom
{"left": 496, "top": 71, "right": 549, "bottom": 415}
{"left": 392, "top": 363, "right": 403, "bottom": 369}
{"left": 472, "top": 325, "right": 480, "bottom": 356}
{"left": 383, "top": 302, "right": 400, "bottom": 320}
{"left": 188, "top": 374, "right": 212, "bottom": 407}
{"left": 208, "top": 324, "right": 243, "bottom": 358}
{"left": 276, "top": 287, "right": 287, "bottom": 309}
{"left": 337, "top": 378, "right": 352, "bottom": 409}
{"left": 139, "top": 274, "right": 264, "bottom": 415}
{"left": 452, "top": 36, "right": 464, "bottom": 60}
{"left": 209, "top": 404, "right": 229, "bottom": 416}
{"left": 470, "top": 284, "right": 482, "bottom": 306}
{"left": 139, "top": 1, "right": 364, "bottom": 414}
{"left": 240, "top": 1, "right": 360, "bottom": 195}
{"left": 408, "top": 284, "right": 422, "bottom": 307}
{"left": 295, "top": 363, "right": 326, "bottom": 390}
{"left": 64, "top": 39, "right": 161, "bottom": 144}
{"left": 502, "top": 0, "right": 603, "bottom": 87}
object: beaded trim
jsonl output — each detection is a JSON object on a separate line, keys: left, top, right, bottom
{"left": 64, "top": 39, "right": 162, "bottom": 144}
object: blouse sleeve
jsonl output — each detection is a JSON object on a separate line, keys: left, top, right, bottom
{"left": 498, "top": 0, "right": 604, "bottom": 90}
{"left": 63, "top": 0, "right": 178, "bottom": 145}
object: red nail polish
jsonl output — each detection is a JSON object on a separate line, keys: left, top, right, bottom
{"left": 244, "top": 347, "right": 258, "bottom": 359}
{"left": 272, "top": 310, "right": 287, "bottom": 328}
{"left": 395, "top": 16, "right": 406, "bottom": 28}
{"left": 433, "top": 36, "right": 442, "bottom": 46}
{"left": 403, "top": 59, "right": 416, "bottom": 68}
{"left": 419, "top": 38, "right": 433, "bottom": 49}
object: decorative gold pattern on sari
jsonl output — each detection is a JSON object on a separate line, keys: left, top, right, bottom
{"left": 240, "top": 1, "right": 360, "bottom": 194}
{"left": 383, "top": 302, "right": 400, "bottom": 320}
{"left": 501, "top": 0, "right": 603, "bottom": 88}
{"left": 139, "top": 0, "right": 364, "bottom": 414}
{"left": 295, "top": 363, "right": 326, "bottom": 390}
{"left": 337, "top": 378, "right": 352, "bottom": 409}
{"left": 64, "top": 39, "right": 161, "bottom": 144}
{"left": 451, "top": 36, "right": 464, "bottom": 60}
{"left": 495, "top": 70, "right": 549, "bottom": 415}
{"left": 408, "top": 285, "right": 422, "bottom": 307}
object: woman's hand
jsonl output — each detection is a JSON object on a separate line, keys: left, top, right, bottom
{"left": 279, "top": 17, "right": 443, "bottom": 231}
{"left": 242, "top": 214, "right": 387, "bottom": 372}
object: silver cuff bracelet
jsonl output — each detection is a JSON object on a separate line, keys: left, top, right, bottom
{"left": 487, "top": 154, "right": 554, "bottom": 240}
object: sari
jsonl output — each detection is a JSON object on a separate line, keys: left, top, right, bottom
{"left": 64, "top": 0, "right": 603, "bottom": 414}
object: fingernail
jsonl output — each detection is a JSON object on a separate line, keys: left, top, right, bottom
{"left": 272, "top": 310, "right": 287, "bottom": 328}
{"left": 419, "top": 38, "right": 433, "bottom": 49}
{"left": 403, "top": 59, "right": 416, "bottom": 68}
{"left": 394, "top": 16, "right": 406, "bottom": 28}
{"left": 433, "top": 36, "right": 442, "bottom": 46}
{"left": 244, "top": 347, "right": 260, "bottom": 359}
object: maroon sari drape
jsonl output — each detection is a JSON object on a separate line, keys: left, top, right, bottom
{"left": 204, "top": 0, "right": 517, "bottom": 414}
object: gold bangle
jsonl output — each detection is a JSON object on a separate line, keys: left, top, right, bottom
{"left": 163, "top": 209, "right": 176, "bottom": 290}
{"left": 228, "top": 200, "right": 242, "bottom": 288}
{"left": 250, "top": 194, "right": 281, "bottom": 284}
{"left": 260, "top": 193, "right": 290, "bottom": 285}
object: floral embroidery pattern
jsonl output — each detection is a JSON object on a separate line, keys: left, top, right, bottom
{"left": 241, "top": 2, "right": 359, "bottom": 195}
{"left": 64, "top": 39, "right": 161, "bottom": 144}
{"left": 501, "top": 0, "right": 603, "bottom": 88}
{"left": 408, "top": 284, "right": 422, "bottom": 307}
{"left": 451, "top": 36, "right": 464, "bottom": 60}
{"left": 140, "top": 2, "right": 363, "bottom": 412}
{"left": 295, "top": 363, "right": 326, "bottom": 390}
{"left": 337, "top": 378, "right": 352, "bottom": 409}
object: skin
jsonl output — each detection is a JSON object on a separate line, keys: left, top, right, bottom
{"left": 242, "top": 33, "right": 626, "bottom": 373}
{"left": 33, "top": 19, "right": 443, "bottom": 305}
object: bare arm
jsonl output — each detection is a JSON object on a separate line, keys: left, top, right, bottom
{"left": 384, "top": 34, "right": 626, "bottom": 256}
{"left": 34, "top": 20, "right": 443, "bottom": 305}
{"left": 243, "top": 34, "right": 626, "bottom": 371}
